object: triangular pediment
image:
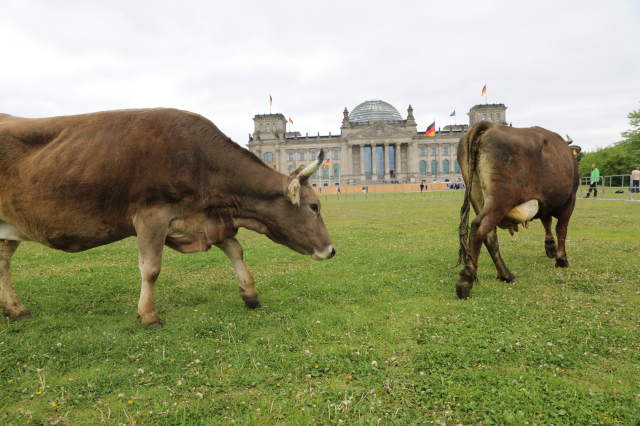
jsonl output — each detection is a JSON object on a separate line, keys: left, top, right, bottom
{"left": 349, "top": 122, "right": 413, "bottom": 139}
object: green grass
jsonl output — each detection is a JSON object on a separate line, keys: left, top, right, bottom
{"left": 1, "top": 198, "right": 639, "bottom": 425}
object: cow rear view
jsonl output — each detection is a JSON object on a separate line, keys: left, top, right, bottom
{"left": 455, "top": 121, "right": 580, "bottom": 299}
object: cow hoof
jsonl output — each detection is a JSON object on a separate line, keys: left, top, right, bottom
{"left": 146, "top": 321, "right": 166, "bottom": 329}
{"left": 244, "top": 299, "right": 261, "bottom": 309}
{"left": 545, "top": 245, "right": 557, "bottom": 259}
{"left": 555, "top": 259, "right": 569, "bottom": 268}
{"left": 497, "top": 272, "right": 515, "bottom": 283}
{"left": 455, "top": 278, "right": 473, "bottom": 300}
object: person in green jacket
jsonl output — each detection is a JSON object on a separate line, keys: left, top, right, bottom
{"left": 586, "top": 163, "right": 600, "bottom": 198}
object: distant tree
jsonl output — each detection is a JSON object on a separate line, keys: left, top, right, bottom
{"left": 578, "top": 103, "right": 640, "bottom": 185}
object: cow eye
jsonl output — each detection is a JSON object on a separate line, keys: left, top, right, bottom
{"left": 310, "top": 204, "right": 319, "bottom": 213}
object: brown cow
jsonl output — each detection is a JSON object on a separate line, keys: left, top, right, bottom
{"left": 0, "top": 108, "right": 335, "bottom": 326}
{"left": 455, "top": 121, "right": 580, "bottom": 299}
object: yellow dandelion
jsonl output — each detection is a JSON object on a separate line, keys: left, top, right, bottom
{"left": 7, "top": 380, "right": 12, "bottom": 384}
{"left": 128, "top": 400, "right": 134, "bottom": 405}
{"left": 348, "top": 376, "right": 352, "bottom": 380}
{"left": 51, "top": 402, "right": 57, "bottom": 407}
{"left": 36, "top": 391, "right": 42, "bottom": 395}
{"left": 277, "top": 383, "right": 280, "bottom": 387}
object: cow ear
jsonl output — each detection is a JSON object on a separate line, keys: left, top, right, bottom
{"left": 571, "top": 146, "right": 582, "bottom": 156}
{"left": 287, "top": 178, "right": 301, "bottom": 205}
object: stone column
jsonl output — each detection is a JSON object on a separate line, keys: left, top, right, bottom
{"left": 371, "top": 144, "right": 377, "bottom": 181}
{"left": 383, "top": 142, "right": 390, "bottom": 180}
{"left": 347, "top": 142, "right": 353, "bottom": 178}
{"left": 396, "top": 143, "right": 403, "bottom": 175}
{"left": 359, "top": 144, "right": 366, "bottom": 181}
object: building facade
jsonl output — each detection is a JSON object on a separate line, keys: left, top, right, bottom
{"left": 247, "top": 100, "right": 507, "bottom": 186}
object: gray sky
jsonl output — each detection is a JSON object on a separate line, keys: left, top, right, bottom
{"left": 2, "top": 0, "right": 639, "bottom": 152}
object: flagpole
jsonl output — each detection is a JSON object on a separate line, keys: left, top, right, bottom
{"left": 434, "top": 119, "right": 438, "bottom": 183}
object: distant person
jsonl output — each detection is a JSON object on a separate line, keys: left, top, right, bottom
{"left": 632, "top": 167, "right": 640, "bottom": 193}
{"left": 336, "top": 187, "right": 341, "bottom": 194}
{"left": 362, "top": 186, "right": 365, "bottom": 193}
{"left": 586, "top": 163, "right": 600, "bottom": 198}
{"left": 319, "top": 187, "right": 322, "bottom": 194}
{"left": 420, "top": 182, "right": 424, "bottom": 192}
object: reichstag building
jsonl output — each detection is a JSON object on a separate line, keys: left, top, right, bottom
{"left": 247, "top": 100, "right": 507, "bottom": 185}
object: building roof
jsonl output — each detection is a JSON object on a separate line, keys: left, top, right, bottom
{"left": 349, "top": 100, "right": 403, "bottom": 123}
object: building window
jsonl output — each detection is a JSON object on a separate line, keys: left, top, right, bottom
{"left": 431, "top": 160, "right": 437, "bottom": 175}
{"left": 288, "top": 153, "right": 293, "bottom": 161}
{"left": 443, "top": 160, "right": 450, "bottom": 174}
{"left": 288, "top": 165, "right": 294, "bottom": 173}
{"left": 455, "top": 147, "right": 458, "bottom": 154}
{"left": 432, "top": 147, "right": 436, "bottom": 156}
{"left": 444, "top": 147, "right": 448, "bottom": 155}
{"left": 312, "top": 168, "right": 318, "bottom": 179}
{"left": 323, "top": 165, "right": 329, "bottom": 179}
{"left": 420, "top": 161, "right": 426, "bottom": 175}
{"left": 311, "top": 152, "right": 316, "bottom": 160}
{"left": 260, "top": 124, "right": 264, "bottom": 130}
{"left": 420, "top": 148, "right": 425, "bottom": 156}
{"left": 273, "top": 123, "right": 277, "bottom": 130}
{"left": 300, "top": 153, "right": 305, "bottom": 160}
{"left": 454, "top": 159, "right": 460, "bottom": 174}
{"left": 334, "top": 164, "right": 340, "bottom": 178}
{"left": 266, "top": 124, "right": 270, "bottom": 130}
{"left": 263, "top": 152, "right": 274, "bottom": 162}
{"left": 482, "top": 114, "right": 486, "bottom": 120}
{"left": 334, "top": 151, "right": 339, "bottom": 159}
{"left": 489, "top": 114, "right": 492, "bottom": 121}
{"left": 496, "top": 113, "right": 499, "bottom": 121}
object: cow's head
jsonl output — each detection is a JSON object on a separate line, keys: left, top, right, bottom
{"left": 265, "top": 149, "right": 335, "bottom": 260}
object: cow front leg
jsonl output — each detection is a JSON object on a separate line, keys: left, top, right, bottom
{"left": 456, "top": 208, "right": 509, "bottom": 299}
{"left": 541, "top": 217, "right": 557, "bottom": 259}
{"left": 483, "top": 227, "right": 515, "bottom": 282}
{"left": 134, "top": 212, "right": 170, "bottom": 327}
{"left": 554, "top": 200, "right": 575, "bottom": 268}
{"left": 0, "top": 241, "right": 32, "bottom": 321}
{"left": 215, "top": 238, "right": 259, "bottom": 309}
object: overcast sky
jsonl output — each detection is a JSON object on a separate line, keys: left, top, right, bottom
{"left": 2, "top": 0, "right": 639, "bottom": 152}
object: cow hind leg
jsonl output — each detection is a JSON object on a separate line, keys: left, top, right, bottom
{"left": 541, "top": 217, "right": 557, "bottom": 259}
{"left": 456, "top": 206, "right": 511, "bottom": 299}
{"left": 134, "top": 210, "right": 171, "bottom": 327}
{"left": 0, "top": 240, "right": 32, "bottom": 321}
{"left": 216, "top": 238, "right": 260, "bottom": 309}
{"left": 554, "top": 201, "right": 575, "bottom": 268}
{"left": 483, "top": 228, "right": 515, "bottom": 283}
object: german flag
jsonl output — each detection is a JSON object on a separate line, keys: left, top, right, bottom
{"left": 323, "top": 159, "right": 330, "bottom": 169}
{"left": 425, "top": 121, "right": 435, "bottom": 137}
{"left": 270, "top": 94, "right": 272, "bottom": 106}
{"left": 289, "top": 117, "right": 293, "bottom": 124}
{"left": 481, "top": 85, "right": 486, "bottom": 96}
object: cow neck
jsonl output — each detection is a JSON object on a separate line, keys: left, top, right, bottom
{"left": 215, "top": 152, "right": 288, "bottom": 234}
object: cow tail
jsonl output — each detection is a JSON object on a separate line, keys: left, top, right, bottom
{"left": 455, "top": 122, "right": 493, "bottom": 280}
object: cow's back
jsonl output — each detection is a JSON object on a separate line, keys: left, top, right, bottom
{"left": 458, "top": 123, "right": 579, "bottom": 214}
{"left": 0, "top": 109, "right": 229, "bottom": 251}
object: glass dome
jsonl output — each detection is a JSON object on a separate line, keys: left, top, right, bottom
{"left": 349, "top": 100, "right": 403, "bottom": 123}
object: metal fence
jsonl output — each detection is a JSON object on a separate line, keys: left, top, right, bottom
{"left": 311, "top": 176, "right": 640, "bottom": 202}
{"left": 578, "top": 175, "right": 640, "bottom": 201}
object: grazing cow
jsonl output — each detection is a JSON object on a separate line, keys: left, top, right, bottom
{"left": 0, "top": 108, "right": 335, "bottom": 326}
{"left": 455, "top": 121, "right": 581, "bottom": 299}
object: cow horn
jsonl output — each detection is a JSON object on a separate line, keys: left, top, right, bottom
{"left": 297, "top": 149, "right": 325, "bottom": 182}
{"left": 566, "top": 134, "right": 573, "bottom": 145}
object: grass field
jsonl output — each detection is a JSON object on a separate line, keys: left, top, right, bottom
{"left": 1, "top": 197, "right": 639, "bottom": 425}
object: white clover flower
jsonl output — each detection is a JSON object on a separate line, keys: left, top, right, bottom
{"left": 137, "top": 369, "right": 144, "bottom": 374}
{"left": 195, "top": 392, "right": 203, "bottom": 399}
{"left": 177, "top": 380, "right": 182, "bottom": 386}
{"left": 371, "top": 361, "right": 378, "bottom": 367}
{"left": 56, "top": 343, "right": 62, "bottom": 347}
{"left": 195, "top": 359, "right": 200, "bottom": 364}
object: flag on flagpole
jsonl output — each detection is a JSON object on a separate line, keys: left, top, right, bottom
{"left": 450, "top": 110, "right": 456, "bottom": 117}
{"left": 270, "top": 95, "right": 272, "bottom": 106}
{"left": 481, "top": 85, "right": 486, "bottom": 96}
{"left": 425, "top": 121, "right": 435, "bottom": 137}
{"left": 323, "top": 159, "right": 330, "bottom": 169}
{"left": 289, "top": 117, "right": 293, "bottom": 124}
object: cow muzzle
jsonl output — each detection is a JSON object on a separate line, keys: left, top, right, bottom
{"left": 311, "top": 245, "right": 336, "bottom": 261}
